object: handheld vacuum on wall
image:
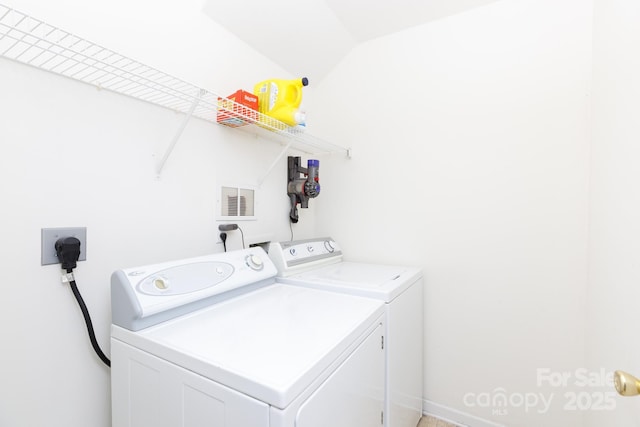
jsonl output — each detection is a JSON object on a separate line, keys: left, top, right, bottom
{"left": 287, "top": 156, "right": 320, "bottom": 223}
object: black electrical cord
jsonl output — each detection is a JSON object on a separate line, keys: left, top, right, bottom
{"left": 55, "top": 237, "right": 110, "bottom": 368}
{"left": 66, "top": 268, "right": 111, "bottom": 367}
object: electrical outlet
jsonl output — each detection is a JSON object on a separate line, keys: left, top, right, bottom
{"left": 41, "top": 227, "right": 87, "bottom": 266}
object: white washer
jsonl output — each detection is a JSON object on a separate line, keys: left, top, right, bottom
{"left": 110, "top": 247, "right": 386, "bottom": 427}
{"left": 269, "top": 238, "right": 424, "bottom": 427}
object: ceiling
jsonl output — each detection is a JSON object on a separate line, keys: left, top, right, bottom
{"left": 203, "top": 0, "right": 502, "bottom": 82}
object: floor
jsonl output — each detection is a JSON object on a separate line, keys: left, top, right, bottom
{"left": 418, "top": 415, "right": 458, "bottom": 427}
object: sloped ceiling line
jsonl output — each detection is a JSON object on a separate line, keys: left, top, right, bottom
{"left": 203, "top": 0, "right": 502, "bottom": 82}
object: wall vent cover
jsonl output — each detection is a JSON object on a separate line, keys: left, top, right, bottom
{"left": 219, "top": 186, "right": 255, "bottom": 220}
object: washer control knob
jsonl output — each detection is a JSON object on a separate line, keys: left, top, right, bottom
{"left": 324, "top": 240, "right": 336, "bottom": 253}
{"left": 307, "top": 245, "right": 314, "bottom": 253}
{"left": 246, "top": 254, "right": 264, "bottom": 271}
{"left": 289, "top": 248, "right": 297, "bottom": 256}
{"left": 153, "top": 277, "right": 169, "bottom": 290}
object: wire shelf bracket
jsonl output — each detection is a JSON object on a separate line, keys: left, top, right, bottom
{"left": 156, "top": 89, "right": 205, "bottom": 176}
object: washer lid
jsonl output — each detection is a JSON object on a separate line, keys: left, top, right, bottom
{"left": 111, "top": 283, "right": 384, "bottom": 409}
{"left": 283, "top": 261, "right": 422, "bottom": 301}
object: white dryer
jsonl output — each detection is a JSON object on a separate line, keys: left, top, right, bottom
{"left": 269, "top": 238, "right": 424, "bottom": 427}
{"left": 110, "top": 247, "right": 386, "bottom": 427}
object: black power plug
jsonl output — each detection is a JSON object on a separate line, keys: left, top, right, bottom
{"left": 220, "top": 232, "right": 228, "bottom": 252}
{"left": 55, "top": 237, "right": 81, "bottom": 271}
{"left": 217, "top": 224, "right": 245, "bottom": 251}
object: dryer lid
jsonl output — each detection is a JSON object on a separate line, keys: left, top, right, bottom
{"left": 112, "top": 283, "right": 384, "bottom": 409}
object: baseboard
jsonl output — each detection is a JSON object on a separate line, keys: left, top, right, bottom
{"left": 423, "top": 399, "right": 507, "bottom": 427}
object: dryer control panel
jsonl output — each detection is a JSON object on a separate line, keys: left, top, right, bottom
{"left": 111, "top": 247, "right": 277, "bottom": 331}
{"left": 268, "top": 237, "right": 342, "bottom": 277}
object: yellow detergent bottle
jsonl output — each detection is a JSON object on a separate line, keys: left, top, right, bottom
{"left": 254, "top": 77, "right": 309, "bottom": 127}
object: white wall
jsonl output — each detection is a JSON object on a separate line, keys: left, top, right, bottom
{"left": 587, "top": 1, "right": 640, "bottom": 426}
{"left": 312, "top": 0, "right": 593, "bottom": 425}
{"left": 0, "top": 1, "right": 318, "bottom": 425}
{"left": 5, "top": 0, "right": 636, "bottom": 426}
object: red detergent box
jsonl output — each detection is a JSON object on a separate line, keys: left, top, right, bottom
{"left": 217, "top": 89, "right": 259, "bottom": 127}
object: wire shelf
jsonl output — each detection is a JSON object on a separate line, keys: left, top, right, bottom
{"left": 0, "top": 4, "right": 349, "bottom": 157}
